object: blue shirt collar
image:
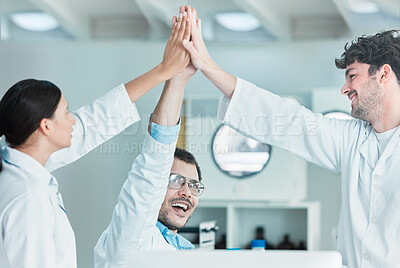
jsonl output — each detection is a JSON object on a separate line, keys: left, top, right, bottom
{"left": 156, "top": 221, "right": 194, "bottom": 250}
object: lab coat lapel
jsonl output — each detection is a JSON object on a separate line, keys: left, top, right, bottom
{"left": 358, "top": 128, "right": 378, "bottom": 169}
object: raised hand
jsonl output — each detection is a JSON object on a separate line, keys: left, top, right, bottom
{"left": 122, "top": 7, "right": 193, "bottom": 104}
{"left": 160, "top": 10, "right": 191, "bottom": 79}
{"left": 170, "top": 6, "right": 197, "bottom": 82}
{"left": 180, "top": 5, "right": 237, "bottom": 99}
{"left": 181, "top": 6, "right": 213, "bottom": 72}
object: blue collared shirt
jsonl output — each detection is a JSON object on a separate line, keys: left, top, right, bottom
{"left": 156, "top": 221, "right": 194, "bottom": 250}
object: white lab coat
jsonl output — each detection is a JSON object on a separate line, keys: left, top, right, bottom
{"left": 94, "top": 133, "right": 176, "bottom": 268}
{"left": 0, "top": 84, "right": 140, "bottom": 268}
{"left": 218, "top": 78, "right": 400, "bottom": 268}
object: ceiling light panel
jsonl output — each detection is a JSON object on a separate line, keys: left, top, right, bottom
{"left": 215, "top": 12, "right": 261, "bottom": 32}
{"left": 11, "top": 12, "right": 59, "bottom": 32}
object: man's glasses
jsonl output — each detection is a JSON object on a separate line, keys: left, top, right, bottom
{"left": 168, "top": 174, "right": 205, "bottom": 196}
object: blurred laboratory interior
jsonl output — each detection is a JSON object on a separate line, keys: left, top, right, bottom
{"left": 0, "top": 0, "right": 399, "bottom": 267}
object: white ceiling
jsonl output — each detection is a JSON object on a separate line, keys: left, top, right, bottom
{"left": 1, "top": 0, "right": 399, "bottom": 42}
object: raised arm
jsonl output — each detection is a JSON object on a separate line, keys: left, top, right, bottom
{"left": 94, "top": 71, "right": 195, "bottom": 268}
{"left": 47, "top": 11, "right": 192, "bottom": 171}
{"left": 182, "top": 5, "right": 358, "bottom": 172}
{"left": 94, "top": 16, "right": 196, "bottom": 267}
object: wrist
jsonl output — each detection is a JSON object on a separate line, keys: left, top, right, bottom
{"left": 157, "top": 62, "right": 174, "bottom": 81}
{"left": 168, "top": 75, "right": 189, "bottom": 87}
{"left": 200, "top": 57, "right": 217, "bottom": 75}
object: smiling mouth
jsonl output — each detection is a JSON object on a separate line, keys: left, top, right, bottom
{"left": 348, "top": 92, "right": 357, "bottom": 103}
{"left": 171, "top": 202, "right": 190, "bottom": 216}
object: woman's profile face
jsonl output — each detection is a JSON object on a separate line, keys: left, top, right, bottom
{"left": 47, "top": 94, "right": 76, "bottom": 150}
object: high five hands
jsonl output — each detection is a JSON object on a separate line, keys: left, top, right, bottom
{"left": 164, "top": 4, "right": 237, "bottom": 98}
{"left": 163, "top": 5, "right": 212, "bottom": 78}
{"left": 180, "top": 5, "right": 213, "bottom": 73}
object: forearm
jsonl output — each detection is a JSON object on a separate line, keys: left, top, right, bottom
{"left": 201, "top": 59, "right": 237, "bottom": 99}
{"left": 149, "top": 77, "right": 187, "bottom": 128}
{"left": 124, "top": 64, "right": 171, "bottom": 103}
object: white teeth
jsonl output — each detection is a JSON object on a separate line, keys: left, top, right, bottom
{"left": 172, "top": 203, "right": 188, "bottom": 211}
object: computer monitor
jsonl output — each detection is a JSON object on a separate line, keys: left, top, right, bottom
{"left": 127, "top": 250, "right": 342, "bottom": 268}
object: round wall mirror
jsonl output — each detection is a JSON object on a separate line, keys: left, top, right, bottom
{"left": 212, "top": 125, "right": 272, "bottom": 178}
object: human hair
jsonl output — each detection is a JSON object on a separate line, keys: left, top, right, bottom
{"left": 0, "top": 79, "right": 62, "bottom": 171}
{"left": 174, "top": 147, "right": 202, "bottom": 182}
{"left": 335, "top": 30, "right": 400, "bottom": 84}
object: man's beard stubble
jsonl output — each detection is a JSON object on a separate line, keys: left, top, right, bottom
{"left": 351, "top": 77, "right": 384, "bottom": 124}
{"left": 158, "top": 208, "right": 194, "bottom": 231}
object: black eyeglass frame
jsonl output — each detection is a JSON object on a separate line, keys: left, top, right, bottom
{"left": 168, "top": 174, "right": 205, "bottom": 196}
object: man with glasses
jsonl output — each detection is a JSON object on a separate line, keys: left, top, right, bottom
{"left": 94, "top": 10, "right": 204, "bottom": 267}
{"left": 94, "top": 146, "right": 204, "bottom": 267}
{"left": 95, "top": 146, "right": 204, "bottom": 264}
{"left": 156, "top": 148, "right": 204, "bottom": 250}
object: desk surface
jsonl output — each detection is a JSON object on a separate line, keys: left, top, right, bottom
{"left": 127, "top": 250, "right": 342, "bottom": 268}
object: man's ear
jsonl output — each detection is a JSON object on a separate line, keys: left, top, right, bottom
{"left": 378, "top": 64, "right": 392, "bottom": 85}
{"left": 39, "top": 118, "right": 52, "bottom": 136}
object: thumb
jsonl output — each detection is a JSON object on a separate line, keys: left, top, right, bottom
{"left": 197, "top": 19, "right": 202, "bottom": 35}
{"left": 183, "top": 40, "right": 199, "bottom": 57}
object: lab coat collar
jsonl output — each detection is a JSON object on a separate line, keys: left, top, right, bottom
{"left": 359, "top": 124, "right": 400, "bottom": 169}
{"left": 2, "top": 146, "right": 53, "bottom": 185}
{"left": 358, "top": 124, "right": 378, "bottom": 169}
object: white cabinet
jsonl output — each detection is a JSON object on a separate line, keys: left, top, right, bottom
{"left": 183, "top": 201, "right": 321, "bottom": 250}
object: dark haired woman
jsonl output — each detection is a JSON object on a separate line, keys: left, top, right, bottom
{"left": 0, "top": 12, "right": 191, "bottom": 268}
